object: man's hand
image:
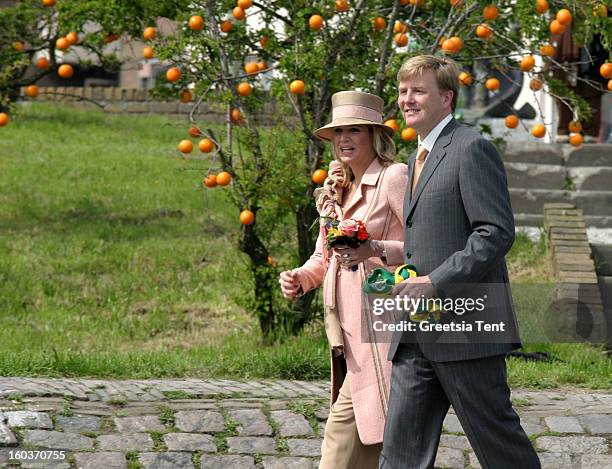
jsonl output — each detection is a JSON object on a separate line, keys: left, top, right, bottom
{"left": 392, "top": 275, "right": 434, "bottom": 310}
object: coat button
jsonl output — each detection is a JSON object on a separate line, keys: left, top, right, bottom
{"left": 407, "top": 219, "right": 413, "bottom": 227}
{"left": 406, "top": 252, "right": 412, "bottom": 259}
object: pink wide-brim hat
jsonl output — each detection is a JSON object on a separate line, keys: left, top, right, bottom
{"left": 314, "top": 90, "right": 395, "bottom": 141}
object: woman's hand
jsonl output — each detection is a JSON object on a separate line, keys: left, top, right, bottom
{"left": 333, "top": 241, "right": 377, "bottom": 269}
{"left": 279, "top": 269, "right": 303, "bottom": 299}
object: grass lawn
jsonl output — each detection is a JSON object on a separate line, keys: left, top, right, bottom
{"left": 0, "top": 103, "right": 609, "bottom": 388}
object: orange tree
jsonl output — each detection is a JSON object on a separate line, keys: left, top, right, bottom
{"left": 149, "top": 0, "right": 610, "bottom": 338}
{"left": 0, "top": 0, "right": 181, "bottom": 114}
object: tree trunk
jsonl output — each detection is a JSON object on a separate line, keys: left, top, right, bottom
{"left": 239, "top": 220, "right": 276, "bottom": 339}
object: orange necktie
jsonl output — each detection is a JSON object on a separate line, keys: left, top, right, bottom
{"left": 411, "top": 146, "right": 429, "bottom": 196}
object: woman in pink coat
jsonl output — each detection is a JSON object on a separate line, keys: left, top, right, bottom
{"left": 279, "top": 90, "right": 408, "bottom": 469}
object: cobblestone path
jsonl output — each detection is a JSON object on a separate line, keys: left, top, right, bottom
{"left": 0, "top": 378, "right": 611, "bottom": 468}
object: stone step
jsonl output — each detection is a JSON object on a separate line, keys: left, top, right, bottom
{"left": 567, "top": 167, "right": 612, "bottom": 191}
{"left": 514, "top": 214, "right": 612, "bottom": 229}
{"left": 505, "top": 163, "right": 567, "bottom": 190}
{"left": 502, "top": 143, "right": 565, "bottom": 165}
{"left": 593, "top": 245, "right": 612, "bottom": 276}
{"left": 510, "top": 189, "right": 612, "bottom": 217}
{"left": 566, "top": 144, "right": 612, "bottom": 167}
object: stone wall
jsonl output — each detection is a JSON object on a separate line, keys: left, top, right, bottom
{"left": 19, "top": 86, "right": 280, "bottom": 124}
{"left": 544, "top": 203, "right": 607, "bottom": 344}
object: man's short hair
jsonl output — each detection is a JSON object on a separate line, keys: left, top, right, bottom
{"left": 397, "top": 55, "right": 459, "bottom": 112}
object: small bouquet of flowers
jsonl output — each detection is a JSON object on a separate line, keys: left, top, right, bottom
{"left": 323, "top": 217, "right": 369, "bottom": 249}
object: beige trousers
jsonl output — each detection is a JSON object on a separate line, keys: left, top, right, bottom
{"left": 319, "top": 375, "right": 382, "bottom": 469}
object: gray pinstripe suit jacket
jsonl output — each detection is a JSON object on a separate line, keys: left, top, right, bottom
{"left": 388, "top": 118, "right": 522, "bottom": 362}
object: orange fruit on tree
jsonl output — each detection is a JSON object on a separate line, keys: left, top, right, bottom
{"left": 239, "top": 209, "right": 255, "bottom": 225}
{"left": 143, "top": 46, "right": 154, "bottom": 59}
{"left": 257, "top": 61, "right": 268, "bottom": 71}
{"left": 384, "top": 119, "right": 400, "bottom": 133}
{"left": 556, "top": 8, "right": 572, "bottom": 25}
{"left": 259, "top": 35, "right": 269, "bottom": 48}
{"left": 519, "top": 55, "right": 535, "bottom": 72}
{"left": 66, "top": 31, "right": 79, "bottom": 45}
{"left": 394, "top": 21, "right": 408, "bottom": 33}
{"left": 143, "top": 27, "right": 156, "bottom": 40}
{"left": 35, "top": 57, "right": 50, "bottom": 69}
{"left": 505, "top": 115, "right": 519, "bottom": 129}
{"left": 27, "top": 85, "right": 39, "bottom": 98}
{"left": 290, "top": 80, "right": 306, "bottom": 95}
{"left": 449, "top": 36, "right": 463, "bottom": 51}
{"left": 476, "top": 23, "right": 493, "bottom": 39}
{"left": 166, "top": 67, "right": 181, "bottom": 82}
{"left": 198, "top": 138, "right": 214, "bottom": 153}
{"left": 312, "top": 169, "right": 328, "bottom": 184}
{"left": 244, "top": 62, "right": 259, "bottom": 74}
{"left": 373, "top": 17, "right": 386, "bottom": 31}
{"left": 238, "top": 0, "right": 253, "bottom": 9}
{"left": 442, "top": 39, "right": 457, "bottom": 53}
{"left": 178, "top": 140, "right": 194, "bottom": 154}
{"left": 231, "top": 108, "right": 244, "bottom": 124}
{"left": 189, "top": 15, "right": 204, "bottom": 31}
{"left": 335, "top": 0, "right": 349, "bottom": 12}
{"left": 549, "top": 20, "right": 566, "bottom": 35}
{"left": 401, "top": 127, "right": 417, "bottom": 141}
{"left": 12, "top": 41, "right": 24, "bottom": 52}
{"left": 394, "top": 33, "right": 408, "bottom": 47}
{"left": 458, "top": 71, "right": 473, "bottom": 85}
{"left": 267, "top": 255, "right": 276, "bottom": 266}
{"left": 568, "top": 120, "right": 582, "bottom": 133}
{"left": 188, "top": 126, "right": 202, "bottom": 138}
{"left": 236, "top": 82, "right": 253, "bottom": 96}
{"left": 179, "top": 89, "right": 193, "bottom": 103}
{"left": 58, "top": 64, "right": 74, "bottom": 78}
{"left": 409, "top": 0, "right": 425, "bottom": 5}
{"left": 568, "top": 133, "right": 583, "bottom": 147}
{"left": 217, "top": 171, "right": 232, "bottom": 186}
{"left": 535, "top": 0, "right": 548, "bottom": 13}
{"left": 400, "top": 0, "right": 410, "bottom": 4}
{"left": 531, "top": 124, "right": 546, "bottom": 138}
{"left": 600, "top": 63, "right": 612, "bottom": 79}
{"left": 529, "top": 78, "right": 543, "bottom": 91}
{"left": 220, "top": 20, "right": 233, "bottom": 33}
{"left": 483, "top": 5, "right": 499, "bottom": 20}
{"left": 608, "top": 79, "right": 612, "bottom": 91}
{"left": 539, "top": 44, "right": 555, "bottom": 56}
{"left": 450, "top": 0, "right": 464, "bottom": 7}
{"left": 42, "top": 0, "right": 56, "bottom": 6}
{"left": 232, "top": 6, "right": 245, "bottom": 20}
{"left": 0, "top": 113, "right": 9, "bottom": 127}
{"left": 56, "top": 37, "right": 70, "bottom": 50}
{"left": 203, "top": 175, "right": 217, "bottom": 188}
{"left": 485, "top": 77, "right": 500, "bottom": 90}
{"left": 309, "top": 14, "right": 324, "bottom": 30}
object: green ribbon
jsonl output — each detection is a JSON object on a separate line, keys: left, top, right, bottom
{"left": 363, "top": 264, "right": 443, "bottom": 323}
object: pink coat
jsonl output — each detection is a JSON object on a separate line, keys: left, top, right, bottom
{"left": 296, "top": 158, "right": 408, "bottom": 445}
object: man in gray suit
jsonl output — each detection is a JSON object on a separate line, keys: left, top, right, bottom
{"left": 379, "top": 55, "right": 541, "bottom": 468}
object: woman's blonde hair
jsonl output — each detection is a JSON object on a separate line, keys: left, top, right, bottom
{"left": 331, "top": 125, "right": 396, "bottom": 189}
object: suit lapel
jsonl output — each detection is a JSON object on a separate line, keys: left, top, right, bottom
{"left": 405, "top": 120, "right": 457, "bottom": 221}
{"left": 342, "top": 158, "right": 383, "bottom": 217}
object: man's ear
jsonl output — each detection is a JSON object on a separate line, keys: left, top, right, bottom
{"left": 442, "top": 90, "right": 454, "bottom": 108}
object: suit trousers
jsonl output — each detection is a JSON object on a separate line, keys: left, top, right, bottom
{"left": 379, "top": 343, "right": 541, "bottom": 469}
{"left": 319, "top": 374, "right": 382, "bottom": 469}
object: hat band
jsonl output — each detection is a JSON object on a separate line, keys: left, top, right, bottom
{"left": 332, "top": 104, "right": 383, "bottom": 124}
